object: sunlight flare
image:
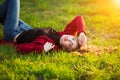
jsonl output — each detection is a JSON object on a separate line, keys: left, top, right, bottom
{"left": 114, "top": 0, "right": 120, "bottom": 7}
{"left": 116, "top": 0, "right": 120, "bottom": 4}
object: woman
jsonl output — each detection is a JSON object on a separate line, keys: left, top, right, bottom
{"left": 0, "top": 0, "right": 87, "bottom": 54}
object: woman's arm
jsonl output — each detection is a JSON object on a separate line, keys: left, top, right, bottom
{"left": 59, "top": 16, "right": 87, "bottom": 46}
{"left": 59, "top": 16, "right": 86, "bottom": 36}
{"left": 15, "top": 36, "right": 57, "bottom": 54}
{"left": 15, "top": 42, "right": 44, "bottom": 54}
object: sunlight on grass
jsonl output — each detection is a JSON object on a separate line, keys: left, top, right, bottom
{"left": 103, "top": 0, "right": 120, "bottom": 16}
{"left": 0, "top": 0, "right": 120, "bottom": 79}
{"left": 112, "top": 0, "right": 120, "bottom": 7}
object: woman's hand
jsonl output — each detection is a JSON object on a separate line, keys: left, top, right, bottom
{"left": 78, "top": 32, "right": 87, "bottom": 46}
{"left": 44, "top": 42, "right": 55, "bottom": 52}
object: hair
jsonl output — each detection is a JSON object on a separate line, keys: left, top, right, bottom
{"left": 70, "top": 45, "right": 118, "bottom": 56}
{"left": 16, "top": 27, "right": 61, "bottom": 48}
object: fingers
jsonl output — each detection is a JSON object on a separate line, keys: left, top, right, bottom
{"left": 44, "top": 42, "right": 55, "bottom": 52}
{"left": 78, "top": 32, "right": 87, "bottom": 46}
{"left": 45, "top": 42, "right": 55, "bottom": 48}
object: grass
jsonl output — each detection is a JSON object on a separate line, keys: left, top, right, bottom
{"left": 0, "top": 0, "right": 120, "bottom": 80}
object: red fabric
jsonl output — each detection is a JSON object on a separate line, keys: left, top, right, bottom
{"left": 0, "top": 39, "right": 13, "bottom": 45}
{"left": 16, "top": 36, "right": 59, "bottom": 54}
{"left": 58, "top": 16, "right": 86, "bottom": 36}
{"left": 0, "top": 16, "right": 86, "bottom": 54}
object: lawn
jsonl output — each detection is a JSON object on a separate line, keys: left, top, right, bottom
{"left": 0, "top": 0, "right": 120, "bottom": 80}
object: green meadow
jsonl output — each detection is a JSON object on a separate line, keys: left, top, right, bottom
{"left": 0, "top": 0, "right": 120, "bottom": 80}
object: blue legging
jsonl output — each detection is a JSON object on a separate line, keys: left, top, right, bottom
{"left": 0, "top": 0, "right": 32, "bottom": 42}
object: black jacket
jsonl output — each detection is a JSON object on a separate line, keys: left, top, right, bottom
{"left": 16, "top": 27, "right": 61, "bottom": 47}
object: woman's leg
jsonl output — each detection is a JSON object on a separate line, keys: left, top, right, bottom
{"left": 4, "top": 0, "right": 32, "bottom": 42}
{"left": 0, "top": 0, "right": 9, "bottom": 24}
{"left": 4, "top": 0, "right": 20, "bottom": 42}
{"left": 18, "top": 19, "right": 32, "bottom": 32}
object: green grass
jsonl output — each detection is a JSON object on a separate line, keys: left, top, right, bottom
{"left": 0, "top": 0, "right": 120, "bottom": 80}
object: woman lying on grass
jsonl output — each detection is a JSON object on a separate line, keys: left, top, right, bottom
{"left": 0, "top": 0, "right": 87, "bottom": 54}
